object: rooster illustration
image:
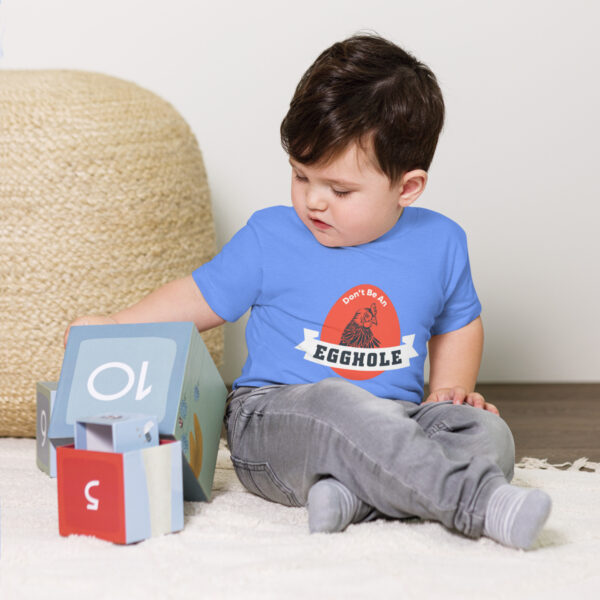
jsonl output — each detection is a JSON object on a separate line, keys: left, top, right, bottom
{"left": 340, "top": 302, "right": 381, "bottom": 348}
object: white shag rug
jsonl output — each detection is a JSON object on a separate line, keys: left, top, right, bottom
{"left": 1, "top": 439, "right": 599, "bottom": 600}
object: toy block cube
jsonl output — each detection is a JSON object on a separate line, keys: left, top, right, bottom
{"left": 57, "top": 439, "right": 183, "bottom": 544}
{"left": 36, "top": 382, "right": 71, "bottom": 477}
{"left": 75, "top": 414, "right": 158, "bottom": 453}
{"left": 49, "top": 322, "right": 227, "bottom": 501}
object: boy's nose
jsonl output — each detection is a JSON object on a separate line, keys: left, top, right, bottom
{"left": 305, "top": 189, "right": 328, "bottom": 211}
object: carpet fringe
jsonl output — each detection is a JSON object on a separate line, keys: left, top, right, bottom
{"left": 516, "top": 456, "right": 600, "bottom": 472}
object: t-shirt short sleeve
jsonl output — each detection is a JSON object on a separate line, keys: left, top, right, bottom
{"left": 192, "top": 220, "right": 263, "bottom": 322}
{"left": 430, "top": 228, "right": 481, "bottom": 336}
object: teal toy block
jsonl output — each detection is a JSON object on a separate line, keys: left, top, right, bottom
{"left": 48, "top": 322, "right": 227, "bottom": 501}
{"left": 36, "top": 382, "right": 70, "bottom": 477}
{"left": 57, "top": 439, "right": 183, "bottom": 544}
{"left": 75, "top": 414, "right": 159, "bottom": 453}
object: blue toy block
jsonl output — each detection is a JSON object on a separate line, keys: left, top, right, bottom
{"left": 36, "top": 382, "right": 70, "bottom": 477}
{"left": 57, "top": 439, "right": 183, "bottom": 544}
{"left": 75, "top": 414, "right": 159, "bottom": 453}
{"left": 48, "top": 322, "right": 227, "bottom": 501}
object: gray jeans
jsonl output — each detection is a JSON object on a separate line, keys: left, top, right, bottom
{"left": 225, "top": 377, "right": 515, "bottom": 538}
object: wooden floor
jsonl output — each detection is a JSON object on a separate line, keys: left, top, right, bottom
{"left": 476, "top": 383, "right": 600, "bottom": 464}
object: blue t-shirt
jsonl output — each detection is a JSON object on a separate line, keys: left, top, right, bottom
{"left": 193, "top": 205, "right": 481, "bottom": 404}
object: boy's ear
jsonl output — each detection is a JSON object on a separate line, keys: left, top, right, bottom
{"left": 396, "top": 169, "right": 428, "bottom": 207}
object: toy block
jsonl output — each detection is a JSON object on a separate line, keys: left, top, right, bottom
{"left": 57, "top": 439, "right": 183, "bottom": 544}
{"left": 75, "top": 414, "right": 158, "bottom": 453}
{"left": 36, "top": 382, "right": 70, "bottom": 477}
{"left": 48, "top": 322, "right": 227, "bottom": 501}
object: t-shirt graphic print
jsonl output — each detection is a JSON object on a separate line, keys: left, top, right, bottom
{"left": 295, "top": 284, "right": 418, "bottom": 381}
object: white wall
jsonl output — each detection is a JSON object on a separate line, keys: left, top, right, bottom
{"left": 2, "top": 0, "right": 598, "bottom": 384}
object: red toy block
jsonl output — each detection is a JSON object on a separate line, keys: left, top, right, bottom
{"left": 57, "top": 440, "right": 183, "bottom": 544}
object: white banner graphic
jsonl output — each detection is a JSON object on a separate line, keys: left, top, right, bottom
{"left": 295, "top": 329, "right": 418, "bottom": 371}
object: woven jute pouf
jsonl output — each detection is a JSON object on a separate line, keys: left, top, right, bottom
{"left": 0, "top": 70, "right": 223, "bottom": 437}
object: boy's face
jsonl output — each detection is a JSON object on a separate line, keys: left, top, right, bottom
{"left": 290, "top": 142, "right": 423, "bottom": 247}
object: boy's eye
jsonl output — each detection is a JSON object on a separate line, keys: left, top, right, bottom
{"left": 294, "top": 172, "right": 351, "bottom": 197}
{"left": 333, "top": 189, "right": 351, "bottom": 198}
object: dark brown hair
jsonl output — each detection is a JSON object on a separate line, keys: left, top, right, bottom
{"left": 280, "top": 34, "right": 445, "bottom": 184}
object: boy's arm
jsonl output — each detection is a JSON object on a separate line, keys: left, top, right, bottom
{"left": 64, "top": 275, "right": 225, "bottom": 346}
{"left": 425, "top": 316, "right": 499, "bottom": 415}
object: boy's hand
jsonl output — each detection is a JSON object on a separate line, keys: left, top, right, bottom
{"left": 424, "top": 386, "right": 499, "bottom": 415}
{"left": 64, "top": 315, "right": 117, "bottom": 348}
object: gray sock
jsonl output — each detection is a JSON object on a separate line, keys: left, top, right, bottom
{"left": 483, "top": 483, "right": 552, "bottom": 550}
{"left": 307, "top": 477, "right": 372, "bottom": 533}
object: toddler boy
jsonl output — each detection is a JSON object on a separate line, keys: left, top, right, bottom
{"left": 67, "top": 34, "right": 551, "bottom": 549}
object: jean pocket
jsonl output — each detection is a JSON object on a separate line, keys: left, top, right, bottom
{"left": 230, "top": 456, "right": 301, "bottom": 507}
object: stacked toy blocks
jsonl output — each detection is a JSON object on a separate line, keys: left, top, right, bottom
{"left": 47, "top": 322, "right": 228, "bottom": 501}
{"left": 57, "top": 414, "right": 183, "bottom": 544}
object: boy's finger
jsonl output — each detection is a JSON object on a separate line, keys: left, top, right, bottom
{"left": 452, "top": 388, "right": 466, "bottom": 405}
{"left": 468, "top": 393, "right": 486, "bottom": 409}
{"left": 485, "top": 402, "right": 500, "bottom": 415}
{"left": 425, "top": 391, "right": 447, "bottom": 403}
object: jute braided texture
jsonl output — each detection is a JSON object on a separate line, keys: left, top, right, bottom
{"left": 0, "top": 70, "right": 223, "bottom": 437}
